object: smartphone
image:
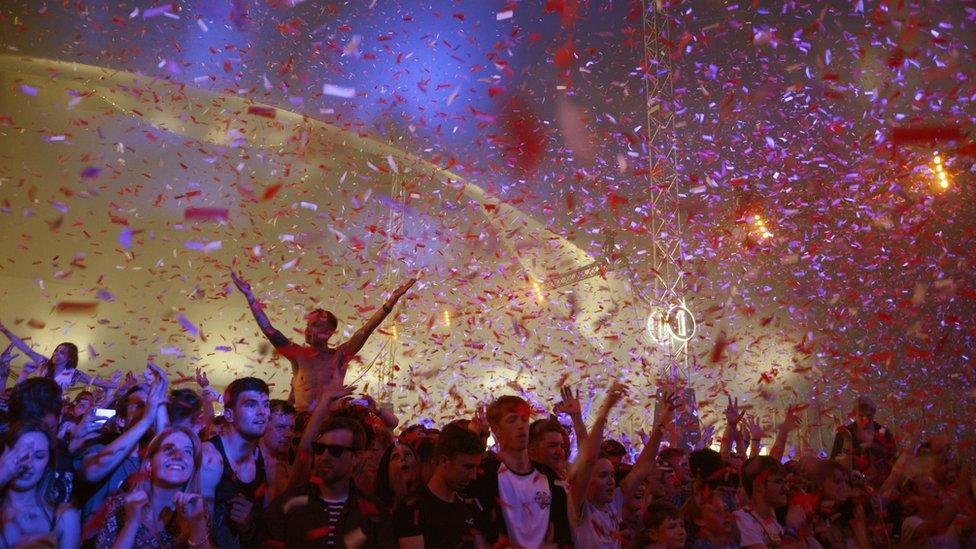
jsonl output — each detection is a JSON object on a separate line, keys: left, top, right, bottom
{"left": 93, "top": 408, "right": 116, "bottom": 426}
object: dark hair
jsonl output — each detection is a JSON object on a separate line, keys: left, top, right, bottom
{"left": 305, "top": 309, "right": 338, "bottom": 344}
{"left": 659, "top": 446, "right": 688, "bottom": 464}
{"left": 1, "top": 420, "right": 57, "bottom": 505}
{"left": 435, "top": 424, "right": 485, "bottom": 460}
{"left": 319, "top": 416, "right": 367, "bottom": 451}
{"left": 167, "top": 388, "right": 202, "bottom": 425}
{"left": 114, "top": 384, "right": 149, "bottom": 420}
{"left": 644, "top": 500, "right": 681, "bottom": 530}
{"left": 741, "top": 455, "right": 784, "bottom": 498}
{"left": 9, "top": 378, "right": 63, "bottom": 421}
{"left": 374, "top": 442, "right": 416, "bottom": 509}
{"left": 270, "top": 399, "right": 296, "bottom": 417}
{"left": 529, "top": 418, "right": 567, "bottom": 446}
{"left": 42, "top": 342, "right": 79, "bottom": 377}
{"left": 486, "top": 395, "right": 528, "bottom": 426}
{"left": 223, "top": 377, "right": 269, "bottom": 408}
{"left": 601, "top": 439, "right": 627, "bottom": 458}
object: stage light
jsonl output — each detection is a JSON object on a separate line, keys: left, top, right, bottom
{"left": 930, "top": 152, "right": 951, "bottom": 191}
{"left": 442, "top": 309, "right": 451, "bottom": 327}
{"left": 391, "top": 325, "right": 399, "bottom": 340}
{"left": 752, "top": 214, "right": 773, "bottom": 240}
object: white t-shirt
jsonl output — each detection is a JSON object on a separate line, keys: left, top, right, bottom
{"left": 574, "top": 489, "right": 624, "bottom": 549}
{"left": 734, "top": 507, "right": 784, "bottom": 547}
{"left": 497, "top": 462, "right": 552, "bottom": 548}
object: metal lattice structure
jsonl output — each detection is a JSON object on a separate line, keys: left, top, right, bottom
{"left": 378, "top": 170, "right": 407, "bottom": 388}
{"left": 539, "top": 232, "right": 622, "bottom": 291}
{"left": 642, "top": 0, "right": 690, "bottom": 375}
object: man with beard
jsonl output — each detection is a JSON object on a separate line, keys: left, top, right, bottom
{"left": 394, "top": 424, "right": 486, "bottom": 547}
{"left": 262, "top": 414, "right": 392, "bottom": 547}
{"left": 231, "top": 270, "right": 416, "bottom": 411}
{"left": 201, "top": 377, "right": 271, "bottom": 548}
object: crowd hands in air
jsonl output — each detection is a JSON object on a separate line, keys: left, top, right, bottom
{"left": 0, "top": 271, "right": 972, "bottom": 548}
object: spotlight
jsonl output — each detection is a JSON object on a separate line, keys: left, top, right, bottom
{"left": 442, "top": 309, "right": 451, "bottom": 328}
{"left": 930, "top": 152, "right": 951, "bottom": 191}
{"left": 532, "top": 280, "right": 545, "bottom": 303}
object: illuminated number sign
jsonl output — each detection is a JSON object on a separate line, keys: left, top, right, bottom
{"left": 647, "top": 305, "right": 696, "bottom": 343}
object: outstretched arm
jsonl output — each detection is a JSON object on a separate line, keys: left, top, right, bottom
{"left": 568, "top": 382, "right": 626, "bottom": 519}
{"left": 770, "top": 405, "right": 803, "bottom": 461}
{"left": 0, "top": 344, "right": 16, "bottom": 391}
{"left": 620, "top": 391, "right": 680, "bottom": 500}
{"left": 554, "top": 385, "right": 588, "bottom": 449}
{"left": 342, "top": 278, "right": 417, "bottom": 357}
{"left": 0, "top": 320, "right": 48, "bottom": 366}
{"left": 230, "top": 271, "right": 290, "bottom": 347}
{"left": 286, "top": 379, "right": 355, "bottom": 491}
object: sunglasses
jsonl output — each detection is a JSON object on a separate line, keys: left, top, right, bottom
{"left": 312, "top": 442, "right": 357, "bottom": 458}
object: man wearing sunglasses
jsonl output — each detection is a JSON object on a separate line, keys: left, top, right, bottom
{"left": 263, "top": 416, "right": 392, "bottom": 547}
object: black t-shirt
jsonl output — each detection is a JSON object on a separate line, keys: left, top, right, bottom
{"left": 393, "top": 485, "right": 481, "bottom": 548}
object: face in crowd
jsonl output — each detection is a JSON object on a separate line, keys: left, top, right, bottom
{"left": 492, "top": 402, "right": 530, "bottom": 453}
{"left": 305, "top": 311, "right": 337, "bottom": 348}
{"left": 226, "top": 390, "right": 271, "bottom": 440}
{"left": 148, "top": 429, "right": 198, "bottom": 489}
{"left": 8, "top": 429, "right": 51, "bottom": 492}
{"left": 439, "top": 452, "right": 482, "bottom": 493}
{"left": 530, "top": 430, "right": 567, "bottom": 473}
{"left": 313, "top": 428, "right": 360, "bottom": 485}
{"left": 587, "top": 457, "right": 616, "bottom": 506}
{"left": 263, "top": 411, "right": 295, "bottom": 456}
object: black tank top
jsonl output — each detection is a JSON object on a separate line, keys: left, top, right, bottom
{"left": 208, "top": 435, "right": 267, "bottom": 548}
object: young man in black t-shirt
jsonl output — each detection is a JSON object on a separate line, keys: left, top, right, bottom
{"left": 394, "top": 424, "right": 486, "bottom": 548}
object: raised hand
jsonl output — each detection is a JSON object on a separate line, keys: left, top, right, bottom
{"left": 745, "top": 414, "right": 767, "bottom": 441}
{"left": 230, "top": 270, "right": 254, "bottom": 299}
{"left": 554, "top": 385, "right": 582, "bottom": 417}
{"left": 146, "top": 362, "right": 170, "bottom": 411}
{"left": 123, "top": 490, "right": 150, "bottom": 524}
{"left": 0, "top": 440, "right": 32, "bottom": 487}
{"left": 0, "top": 343, "right": 18, "bottom": 369}
{"left": 605, "top": 382, "right": 628, "bottom": 408}
{"left": 724, "top": 395, "right": 744, "bottom": 426}
{"left": 108, "top": 370, "right": 123, "bottom": 388}
{"left": 657, "top": 390, "right": 681, "bottom": 424}
{"left": 780, "top": 404, "right": 804, "bottom": 433}
{"left": 194, "top": 367, "right": 210, "bottom": 388}
{"left": 469, "top": 403, "right": 489, "bottom": 436}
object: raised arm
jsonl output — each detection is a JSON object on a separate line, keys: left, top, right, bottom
{"left": 720, "top": 396, "right": 745, "bottom": 461}
{"left": 568, "top": 382, "right": 626, "bottom": 519}
{"left": 195, "top": 368, "right": 217, "bottom": 425}
{"left": 0, "top": 344, "right": 17, "bottom": 391}
{"left": 230, "top": 271, "right": 290, "bottom": 347}
{"left": 0, "top": 320, "right": 48, "bottom": 366}
{"left": 620, "top": 391, "right": 680, "bottom": 500}
{"left": 554, "top": 385, "right": 588, "bottom": 448}
{"left": 341, "top": 278, "right": 417, "bottom": 357}
{"left": 770, "top": 405, "right": 803, "bottom": 461}
{"left": 80, "top": 375, "right": 166, "bottom": 483}
{"left": 744, "top": 415, "right": 766, "bottom": 458}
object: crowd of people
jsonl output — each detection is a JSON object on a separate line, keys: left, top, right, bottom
{"left": 0, "top": 271, "right": 971, "bottom": 548}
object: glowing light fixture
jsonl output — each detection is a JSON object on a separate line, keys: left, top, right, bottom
{"left": 752, "top": 214, "right": 773, "bottom": 240}
{"left": 442, "top": 309, "right": 451, "bottom": 328}
{"left": 931, "top": 152, "right": 951, "bottom": 190}
{"left": 532, "top": 280, "right": 545, "bottom": 303}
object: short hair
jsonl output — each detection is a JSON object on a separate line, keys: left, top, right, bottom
{"left": 855, "top": 396, "right": 876, "bottom": 415}
{"left": 167, "top": 388, "right": 202, "bottom": 424}
{"left": 319, "top": 416, "right": 367, "bottom": 451}
{"left": 689, "top": 448, "right": 724, "bottom": 480}
{"left": 741, "top": 455, "right": 784, "bottom": 498}
{"left": 270, "top": 399, "right": 296, "bottom": 417}
{"left": 644, "top": 501, "right": 681, "bottom": 530}
{"left": 435, "top": 424, "right": 485, "bottom": 460}
{"left": 486, "top": 395, "right": 528, "bottom": 426}
{"left": 601, "top": 439, "right": 627, "bottom": 458}
{"left": 813, "top": 459, "right": 849, "bottom": 491}
{"left": 659, "top": 446, "right": 688, "bottom": 464}
{"left": 9, "top": 378, "right": 63, "bottom": 421}
{"left": 223, "top": 377, "right": 269, "bottom": 409}
{"left": 305, "top": 309, "right": 338, "bottom": 344}
{"left": 529, "top": 418, "right": 567, "bottom": 446}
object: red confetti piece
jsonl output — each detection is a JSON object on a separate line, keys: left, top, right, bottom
{"left": 54, "top": 302, "right": 99, "bottom": 315}
{"left": 184, "top": 207, "right": 230, "bottom": 222}
{"left": 247, "top": 106, "right": 277, "bottom": 119}
{"left": 262, "top": 183, "right": 283, "bottom": 201}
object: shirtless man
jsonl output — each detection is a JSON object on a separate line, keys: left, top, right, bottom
{"left": 230, "top": 270, "right": 416, "bottom": 410}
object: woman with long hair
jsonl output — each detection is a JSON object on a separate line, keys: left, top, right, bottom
{"left": 373, "top": 440, "right": 420, "bottom": 511}
{"left": 0, "top": 320, "right": 117, "bottom": 393}
{"left": 0, "top": 420, "right": 80, "bottom": 548}
{"left": 94, "top": 427, "right": 209, "bottom": 549}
